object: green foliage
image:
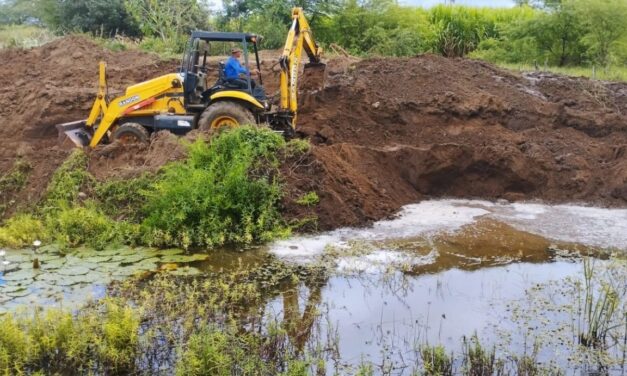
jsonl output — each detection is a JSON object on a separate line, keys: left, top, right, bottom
{"left": 94, "top": 174, "right": 154, "bottom": 221}
{"left": 42, "top": 149, "right": 92, "bottom": 213}
{"left": 461, "top": 334, "right": 502, "bottom": 376}
{"left": 284, "top": 138, "right": 311, "bottom": 157}
{"left": 420, "top": 345, "right": 453, "bottom": 376}
{"left": 0, "top": 213, "right": 46, "bottom": 248}
{"left": 295, "top": 191, "right": 319, "bottom": 207}
{"left": 125, "top": 0, "right": 211, "bottom": 53}
{"left": 142, "top": 127, "right": 290, "bottom": 249}
{"left": 0, "top": 299, "right": 139, "bottom": 375}
{"left": 0, "top": 25, "right": 56, "bottom": 49}
{"left": 0, "top": 159, "right": 31, "bottom": 217}
{"left": 47, "top": 203, "right": 140, "bottom": 250}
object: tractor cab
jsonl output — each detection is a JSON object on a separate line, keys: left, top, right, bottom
{"left": 181, "top": 31, "right": 267, "bottom": 108}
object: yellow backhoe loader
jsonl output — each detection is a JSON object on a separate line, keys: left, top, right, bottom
{"left": 57, "top": 7, "right": 324, "bottom": 147}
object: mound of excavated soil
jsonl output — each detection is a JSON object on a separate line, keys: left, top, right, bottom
{"left": 286, "top": 56, "right": 627, "bottom": 229}
{"left": 0, "top": 36, "right": 180, "bottom": 214}
{"left": 1, "top": 37, "right": 625, "bottom": 231}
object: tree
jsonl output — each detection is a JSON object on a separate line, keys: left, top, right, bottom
{"left": 508, "top": 0, "right": 585, "bottom": 66}
{"left": 56, "top": 0, "right": 141, "bottom": 37}
{"left": 125, "top": 0, "right": 212, "bottom": 41}
{"left": 574, "top": 0, "right": 627, "bottom": 66}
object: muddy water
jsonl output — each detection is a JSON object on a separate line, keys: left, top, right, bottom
{"left": 264, "top": 200, "right": 627, "bottom": 373}
{"left": 1, "top": 200, "right": 626, "bottom": 373}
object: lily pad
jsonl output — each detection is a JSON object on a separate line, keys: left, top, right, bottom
{"left": 57, "top": 266, "right": 91, "bottom": 276}
{"left": 7, "top": 288, "right": 31, "bottom": 298}
{"left": 40, "top": 258, "right": 67, "bottom": 270}
{"left": 2, "top": 269, "right": 38, "bottom": 282}
{"left": 81, "top": 255, "right": 113, "bottom": 263}
{"left": 112, "top": 253, "right": 151, "bottom": 264}
{"left": 159, "top": 254, "right": 210, "bottom": 264}
{"left": 1, "top": 284, "right": 30, "bottom": 293}
{"left": 157, "top": 248, "right": 185, "bottom": 257}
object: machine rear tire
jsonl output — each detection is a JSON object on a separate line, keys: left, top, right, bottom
{"left": 111, "top": 123, "right": 149, "bottom": 145}
{"left": 198, "top": 101, "right": 256, "bottom": 134}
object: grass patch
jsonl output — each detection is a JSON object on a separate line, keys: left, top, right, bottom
{"left": 0, "top": 25, "right": 56, "bottom": 49}
{"left": 0, "top": 159, "right": 31, "bottom": 217}
{"left": 496, "top": 62, "right": 627, "bottom": 82}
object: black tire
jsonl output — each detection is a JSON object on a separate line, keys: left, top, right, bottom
{"left": 111, "top": 123, "right": 150, "bottom": 145}
{"left": 198, "top": 101, "right": 256, "bottom": 134}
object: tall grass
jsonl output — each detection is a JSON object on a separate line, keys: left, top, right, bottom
{"left": 496, "top": 62, "right": 627, "bottom": 82}
{"left": 0, "top": 25, "right": 56, "bottom": 49}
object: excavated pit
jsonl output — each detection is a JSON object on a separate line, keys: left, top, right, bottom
{"left": 0, "top": 37, "right": 625, "bottom": 229}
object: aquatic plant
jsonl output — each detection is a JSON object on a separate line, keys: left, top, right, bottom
{"left": 579, "top": 258, "right": 620, "bottom": 349}
{"left": 420, "top": 344, "right": 453, "bottom": 376}
{"left": 461, "top": 334, "right": 503, "bottom": 376}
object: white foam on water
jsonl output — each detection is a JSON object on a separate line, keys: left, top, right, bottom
{"left": 335, "top": 249, "right": 438, "bottom": 274}
{"left": 270, "top": 199, "right": 627, "bottom": 269}
{"left": 489, "top": 203, "right": 627, "bottom": 250}
{"left": 269, "top": 200, "right": 489, "bottom": 264}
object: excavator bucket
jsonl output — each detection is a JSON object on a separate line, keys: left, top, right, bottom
{"left": 56, "top": 120, "right": 92, "bottom": 147}
{"left": 302, "top": 62, "right": 326, "bottom": 91}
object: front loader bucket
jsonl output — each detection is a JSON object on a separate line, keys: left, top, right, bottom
{"left": 302, "top": 62, "right": 326, "bottom": 91}
{"left": 56, "top": 120, "right": 92, "bottom": 147}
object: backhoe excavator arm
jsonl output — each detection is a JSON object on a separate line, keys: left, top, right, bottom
{"left": 278, "top": 7, "right": 324, "bottom": 127}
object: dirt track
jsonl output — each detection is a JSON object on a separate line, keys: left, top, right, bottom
{"left": 1, "top": 37, "right": 625, "bottom": 229}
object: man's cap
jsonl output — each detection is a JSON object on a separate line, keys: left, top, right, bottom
{"left": 231, "top": 47, "right": 242, "bottom": 54}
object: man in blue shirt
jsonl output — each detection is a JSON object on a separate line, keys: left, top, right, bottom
{"left": 224, "top": 47, "right": 259, "bottom": 89}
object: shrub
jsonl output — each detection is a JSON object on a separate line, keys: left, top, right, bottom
{"left": 141, "top": 127, "right": 290, "bottom": 249}
{"left": 295, "top": 192, "right": 319, "bottom": 207}
{"left": 42, "top": 149, "right": 92, "bottom": 214}
{"left": 0, "top": 213, "right": 46, "bottom": 248}
{"left": 48, "top": 203, "right": 139, "bottom": 250}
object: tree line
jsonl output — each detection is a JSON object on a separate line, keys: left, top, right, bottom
{"left": 1, "top": 0, "right": 626, "bottom": 67}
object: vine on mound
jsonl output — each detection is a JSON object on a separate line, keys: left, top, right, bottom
{"left": 0, "top": 127, "right": 292, "bottom": 251}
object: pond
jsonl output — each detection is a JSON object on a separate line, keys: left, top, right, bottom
{"left": 1, "top": 199, "right": 626, "bottom": 374}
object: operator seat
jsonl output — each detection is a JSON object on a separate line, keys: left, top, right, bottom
{"left": 216, "top": 62, "right": 242, "bottom": 89}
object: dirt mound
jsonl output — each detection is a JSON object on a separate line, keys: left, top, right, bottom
{"left": 1, "top": 37, "right": 625, "bottom": 231}
{"left": 0, "top": 36, "right": 179, "bottom": 214}
{"left": 286, "top": 55, "right": 627, "bottom": 229}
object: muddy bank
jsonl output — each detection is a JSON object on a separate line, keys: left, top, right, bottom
{"left": 1, "top": 37, "right": 626, "bottom": 229}
{"left": 288, "top": 56, "right": 627, "bottom": 229}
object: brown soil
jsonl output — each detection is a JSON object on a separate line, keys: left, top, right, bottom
{"left": 1, "top": 37, "right": 625, "bottom": 231}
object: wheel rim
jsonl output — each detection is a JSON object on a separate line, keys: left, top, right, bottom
{"left": 117, "top": 132, "right": 141, "bottom": 144}
{"left": 210, "top": 116, "right": 239, "bottom": 130}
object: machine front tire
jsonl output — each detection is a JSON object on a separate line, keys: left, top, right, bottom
{"left": 111, "top": 123, "right": 149, "bottom": 145}
{"left": 198, "top": 101, "right": 256, "bottom": 135}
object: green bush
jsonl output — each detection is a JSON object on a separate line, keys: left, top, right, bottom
{"left": 295, "top": 192, "right": 319, "bottom": 207}
{"left": 47, "top": 203, "right": 139, "bottom": 250}
{"left": 141, "top": 127, "right": 290, "bottom": 249}
{"left": 0, "top": 213, "right": 46, "bottom": 248}
{"left": 0, "top": 299, "right": 139, "bottom": 375}
{"left": 42, "top": 149, "right": 92, "bottom": 214}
